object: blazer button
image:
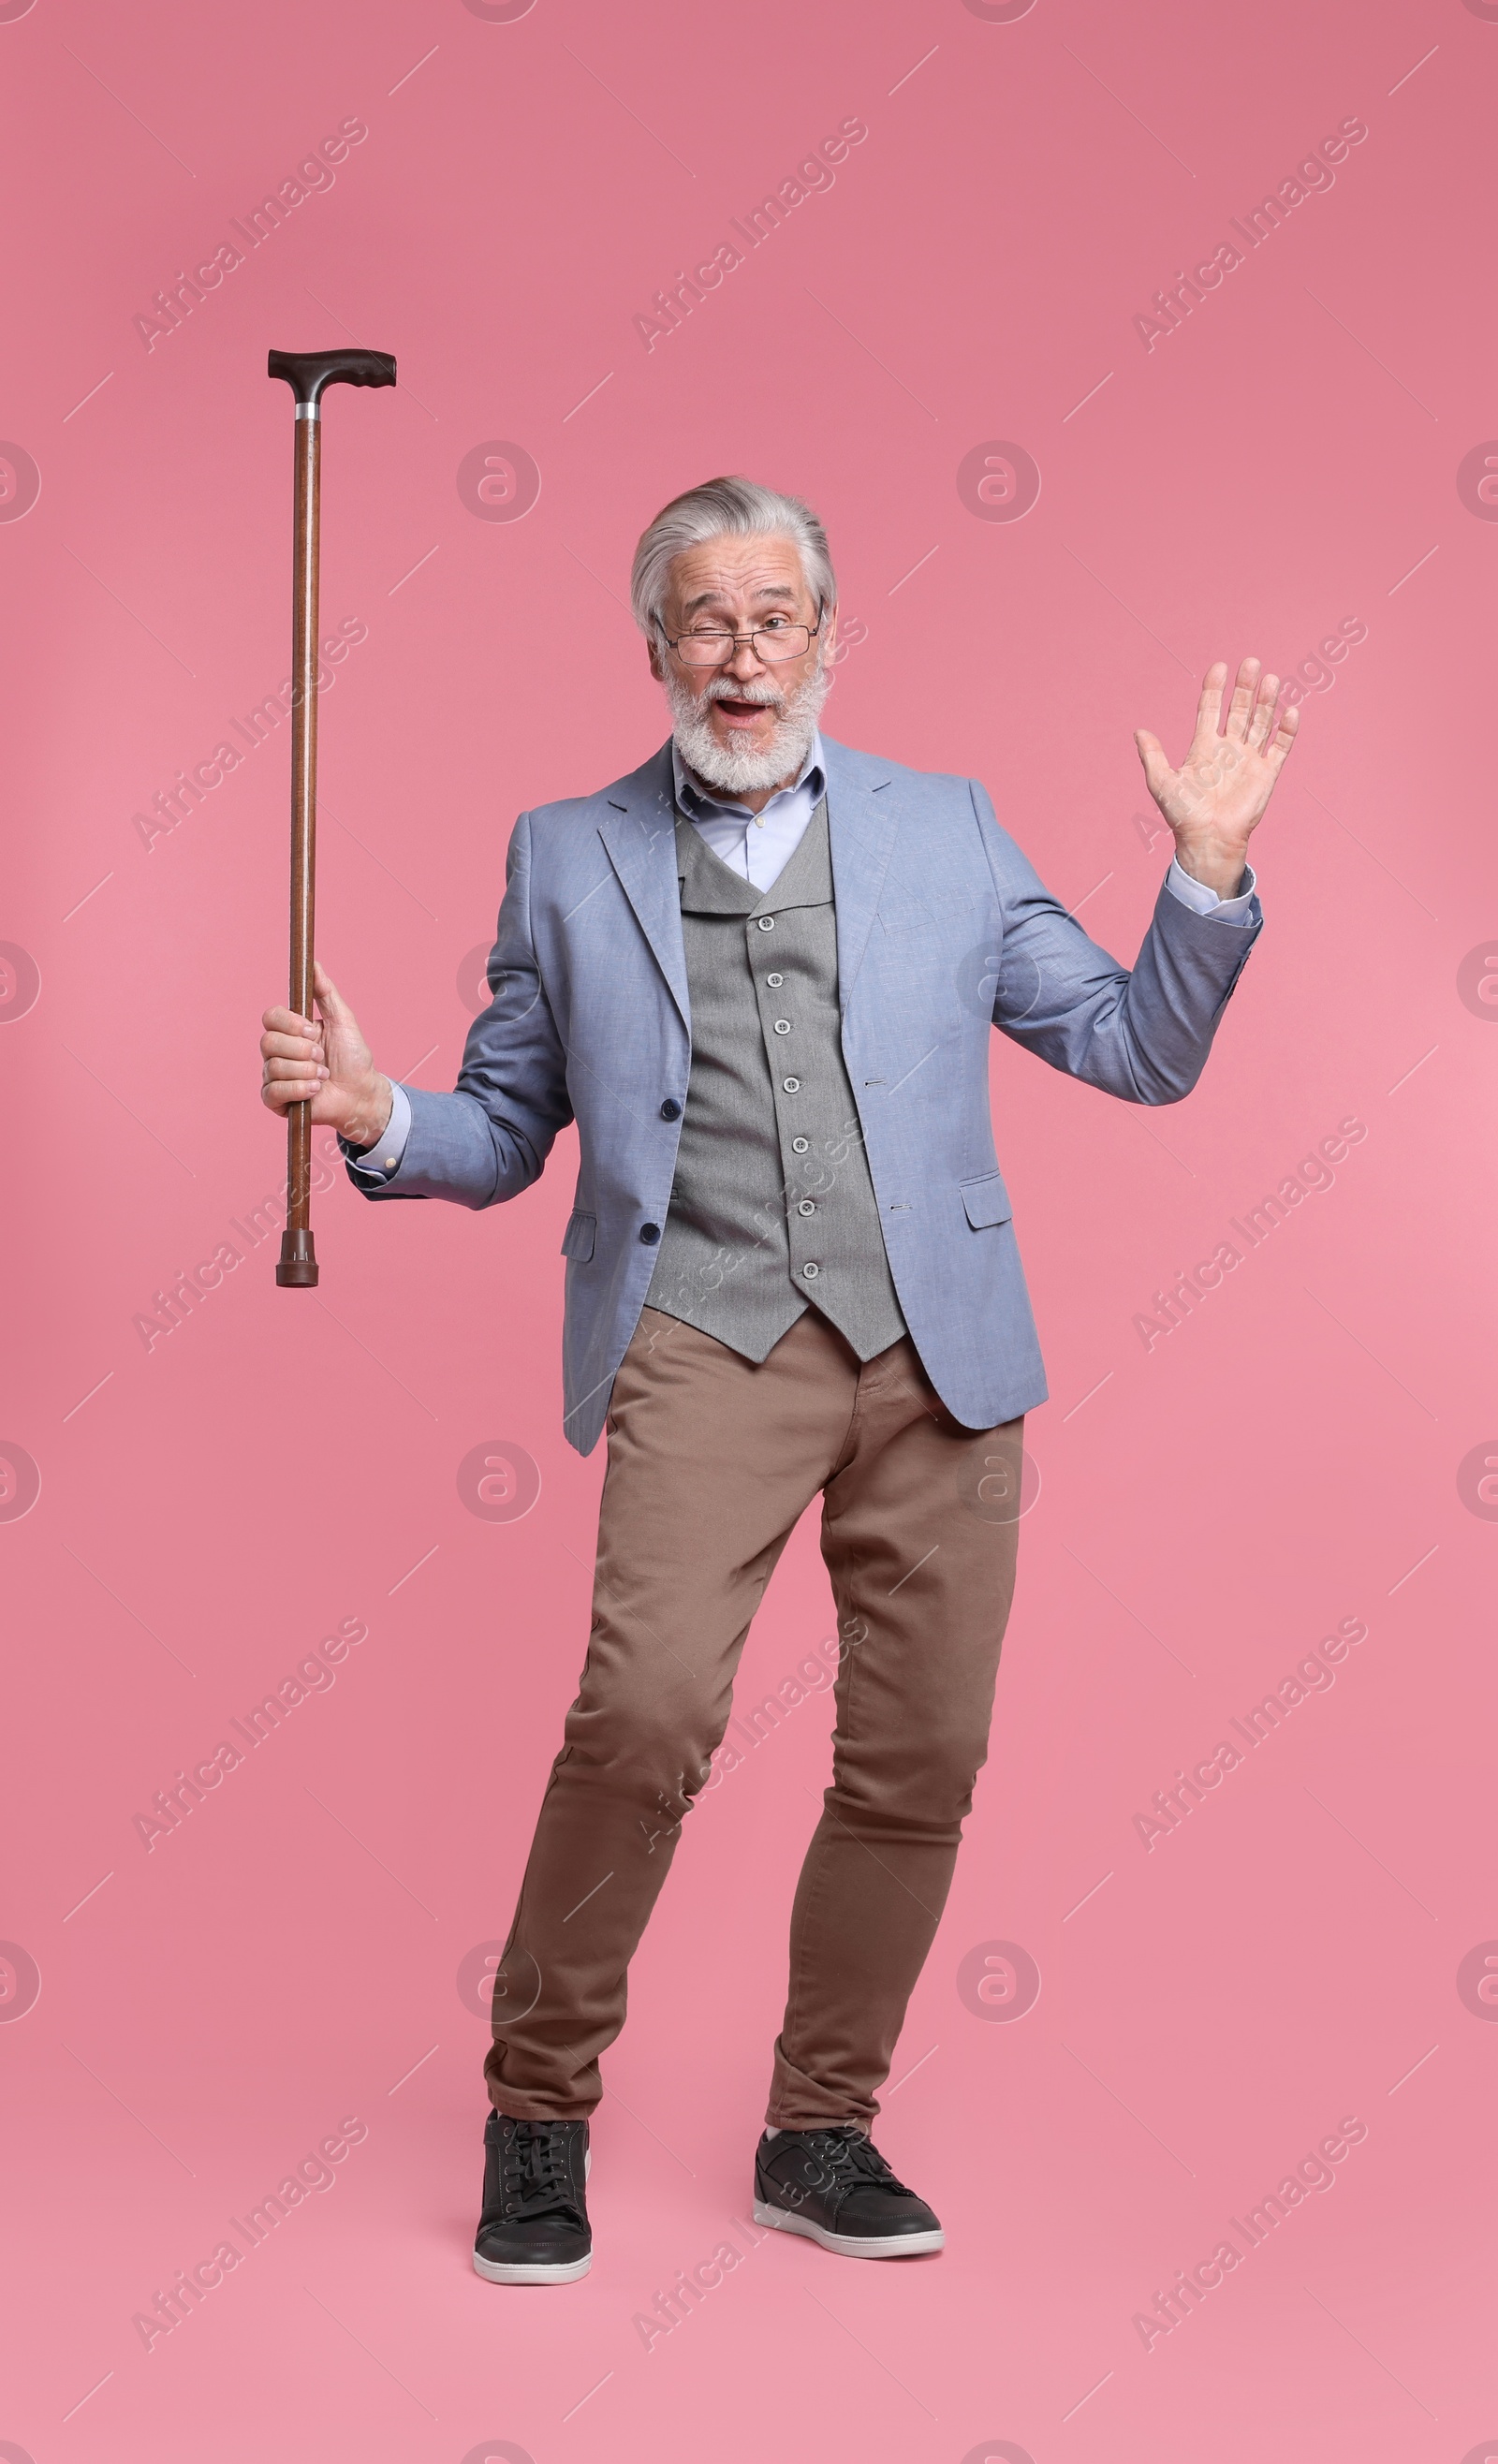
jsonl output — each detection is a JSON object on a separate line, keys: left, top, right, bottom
{"left": 660, "top": 1098, "right": 682, "bottom": 1120}
{"left": 639, "top": 1223, "right": 661, "bottom": 1244}
{"left": 756, "top": 916, "right": 775, "bottom": 931}
{"left": 772, "top": 1019, "right": 792, "bottom": 1034}
{"left": 801, "top": 1261, "right": 820, "bottom": 1278}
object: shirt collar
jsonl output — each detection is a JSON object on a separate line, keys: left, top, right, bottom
{"left": 671, "top": 727, "right": 825, "bottom": 822}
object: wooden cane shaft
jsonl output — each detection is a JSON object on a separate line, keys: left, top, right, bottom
{"left": 286, "top": 414, "right": 321, "bottom": 1238}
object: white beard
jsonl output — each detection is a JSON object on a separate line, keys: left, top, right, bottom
{"left": 663, "top": 654, "right": 831, "bottom": 796}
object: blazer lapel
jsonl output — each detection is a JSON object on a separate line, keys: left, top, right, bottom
{"left": 824, "top": 737, "right": 899, "bottom": 1007}
{"left": 597, "top": 743, "right": 691, "bottom": 1032}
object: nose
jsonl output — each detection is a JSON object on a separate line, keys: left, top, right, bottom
{"left": 725, "top": 632, "right": 766, "bottom": 682}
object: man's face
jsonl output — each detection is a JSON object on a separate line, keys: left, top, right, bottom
{"left": 649, "top": 533, "right": 836, "bottom": 785}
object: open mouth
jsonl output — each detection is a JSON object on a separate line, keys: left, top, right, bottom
{"left": 713, "top": 697, "right": 771, "bottom": 726}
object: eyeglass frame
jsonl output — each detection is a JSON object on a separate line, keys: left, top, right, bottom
{"left": 654, "top": 602, "right": 826, "bottom": 668}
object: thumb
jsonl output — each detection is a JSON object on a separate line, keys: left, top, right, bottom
{"left": 1133, "top": 728, "right": 1172, "bottom": 799}
{"left": 312, "top": 960, "right": 352, "bottom": 1021}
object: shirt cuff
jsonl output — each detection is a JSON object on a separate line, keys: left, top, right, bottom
{"left": 341, "top": 1081, "right": 411, "bottom": 1180}
{"left": 1165, "top": 855, "right": 1257, "bottom": 925}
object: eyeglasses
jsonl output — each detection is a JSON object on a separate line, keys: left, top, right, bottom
{"left": 658, "top": 609, "right": 823, "bottom": 668}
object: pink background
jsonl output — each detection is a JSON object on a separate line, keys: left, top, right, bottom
{"left": 2, "top": 0, "right": 1495, "bottom": 2457}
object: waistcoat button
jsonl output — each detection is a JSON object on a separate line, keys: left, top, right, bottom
{"left": 756, "top": 916, "right": 775, "bottom": 931}
{"left": 772, "top": 1019, "right": 792, "bottom": 1034}
{"left": 801, "top": 1261, "right": 820, "bottom": 1278}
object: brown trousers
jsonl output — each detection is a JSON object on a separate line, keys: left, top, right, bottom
{"left": 485, "top": 1306, "right": 1024, "bottom": 2129}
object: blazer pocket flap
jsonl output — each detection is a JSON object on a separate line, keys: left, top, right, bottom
{"left": 961, "top": 1171, "right": 1013, "bottom": 1229}
{"left": 561, "top": 1209, "right": 596, "bottom": 1262}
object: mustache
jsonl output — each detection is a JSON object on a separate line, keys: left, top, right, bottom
{"left": 698, "top": 676, "right": 786, "bottom": 711}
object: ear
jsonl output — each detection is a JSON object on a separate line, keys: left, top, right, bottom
{"left": 820, "top": 601, "right": 838, "bottom": 663}
{"left": 647, "top": 637, "right": 665, "bottom": 682}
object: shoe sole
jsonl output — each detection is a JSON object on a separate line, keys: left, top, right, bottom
{"left": 752, "top": 2198, "right": 945, "bottom": 2259}
{"left": 473, "top": 2249, "right": 592, "bottom": 2285}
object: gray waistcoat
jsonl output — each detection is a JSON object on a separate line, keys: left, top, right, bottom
{"left": 645, "top": 798, "right": 907, "bottom": 1363}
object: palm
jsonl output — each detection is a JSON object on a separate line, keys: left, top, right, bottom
{"left": 316, "top": 1005, "right": 372, "bottom": 1120}
{"left": 1135, "top": 656, "right": 1299, "bottom": 879}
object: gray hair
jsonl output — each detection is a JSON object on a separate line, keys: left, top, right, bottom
{"left": 629, "top": 475, "right": 836, "bottom": 638}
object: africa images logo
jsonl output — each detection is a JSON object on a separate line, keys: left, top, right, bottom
{"left": 0, "top": 441, "right": 41, "bottom": 521}
{"left": 1134, "top": 117, "right": 1369, "bottom": 351}
{"left": 632, "top": 118, "right": 869, "bottom": 351}
{"left": 957, "top": 442, "right": 1041, "bottom": 523}
{"left": 457, "top": 443, "right": 541, "bottom": 522}
{"left": 1457, "top": 443, "right": 1498, "bottom": 520}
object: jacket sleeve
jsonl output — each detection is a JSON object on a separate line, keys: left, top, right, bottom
{"left": 345, "top": 811, "right": 574, "bottom": 1207}
{"left": 970, "top": 777, "right": 1261, "bottom": 1106}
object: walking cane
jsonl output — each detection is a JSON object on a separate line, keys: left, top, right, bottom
{"left": 267, "top": 345, "right": 397, "bottom": 1287}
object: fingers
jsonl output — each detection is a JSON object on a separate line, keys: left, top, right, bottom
{"left": 262, "top": 1049, "right": 329, "bottom": 1087}
{"left": 261, "top": 1090, "right": 326, "bottom": 1119}
{"left": 1265, "top": 698, "right": 1300, "bottom": 769}
{"left": 262, "top": 1071, "right": 325, "bottom": 1102}
{"left": 260, "top": 1064, "right": 327, "bottom": 1114}
{"left": 262, "top": 1030, "right": 326, "bottom": 1065}
{"left": 1245, "top": 673, "right": 1281, "bottom": 751}
{"left": 1188, "top": 661, "right": 1229, "bottom": 748}
{"left": 260, "top": 1014, "right": 325, "bottom": 1064}
{"left": 261, "top": 993, "right": 328, "bottom": 1112}
{"left": 1223, "top": 656, "right": 1263, "bottom": 742}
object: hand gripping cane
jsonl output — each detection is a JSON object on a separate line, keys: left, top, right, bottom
{"left": 267, "top": 345, "right": 396, "bottom": 1286}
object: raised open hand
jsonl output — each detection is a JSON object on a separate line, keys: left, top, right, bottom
{"left": 1134, "top": 657, "right": 1299, "bottom": 898}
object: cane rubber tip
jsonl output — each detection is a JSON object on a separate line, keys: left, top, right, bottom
{"left": 276, "top": 1228, "right": 319, "bottom": 1287}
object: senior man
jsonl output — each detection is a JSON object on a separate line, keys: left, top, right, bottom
{"left": 260, "top": 477, "right": 1295, "bottom": 2283}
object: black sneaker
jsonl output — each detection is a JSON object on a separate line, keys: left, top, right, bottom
{"left": 754, "top": 2124, "right": 945, "bottom": 2259}
{"left": 473, "top": 2112, "right": 592, "bottom": 2284}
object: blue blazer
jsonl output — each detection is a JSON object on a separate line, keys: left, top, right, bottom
{"left": 351, "top": 735, "right": 1261, "bottom": 1452}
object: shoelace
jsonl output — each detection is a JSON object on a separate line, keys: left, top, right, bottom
{"left": 499, "top": 2121, "right": 582, "bottom": 2223}
{"left": 798, "top": 2128, "right": 904, "bottom": 2194}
